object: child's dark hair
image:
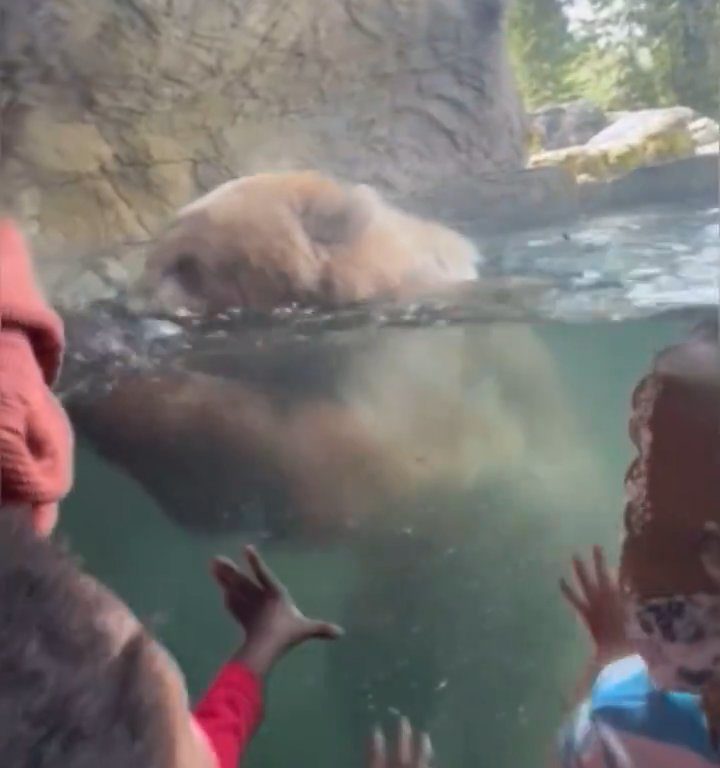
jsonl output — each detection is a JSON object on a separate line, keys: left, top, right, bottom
{"left": 0, "top": 509, "right": 174, "bottom": 767}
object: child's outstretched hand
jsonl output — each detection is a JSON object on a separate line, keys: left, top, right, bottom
{"left": 369, "top": 717, "right": 434, "bottom": 768}
{"left": 560, "top": 545, "right": 630, "bottom": 665}
{"left": 212, "top": 545, "right": 343, "bottom": 677}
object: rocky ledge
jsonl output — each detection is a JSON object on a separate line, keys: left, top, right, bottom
{"left": 0, "top": 0, "right": 526, "bottom": 259}
{"left": 527, "top": 103, "right": 719, "bottom": 183}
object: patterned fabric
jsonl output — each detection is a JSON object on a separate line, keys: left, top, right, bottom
{"left": 559, "top": 655, "right": 720, "bottom": 767}
{"left": 626, "top": 594, "right": 720, "bottom": 693}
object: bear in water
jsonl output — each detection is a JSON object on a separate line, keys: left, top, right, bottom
{"left": 67, "top": 170, "right": 595, "bottom": 539}
{"left": 65, "top": 171, "right": 602, "bottom": 760}
{"left": 139, "top": 170, "right": 480, "bottom": 315}
{"left": 68, "top": 320, "right": 588, "bottom": 537}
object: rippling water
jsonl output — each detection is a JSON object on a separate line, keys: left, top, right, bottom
{"left": 58, "top": 202, "right": 717, "bottom": 768}
{"left": 480, "top": 203, "right": 718, "bottom": 320}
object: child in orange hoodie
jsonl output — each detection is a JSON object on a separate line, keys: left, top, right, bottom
{"left": 0, "top": 219, "right": 342, "bottom": 768}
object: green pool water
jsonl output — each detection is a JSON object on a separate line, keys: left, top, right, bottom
{"left": 58, "top": 312, "right": 699, "bottom": 768}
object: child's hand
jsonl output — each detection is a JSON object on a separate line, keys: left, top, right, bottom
{"left": 369, "top": 718, "right": 434, "bottom": 768}
{"left": 212, "top": 545, "right": 343, "bottom": 677}
{"left": 560, "top": 545, "right": 630, "bottom": 665}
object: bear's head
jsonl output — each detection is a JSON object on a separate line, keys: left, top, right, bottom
{"left": 139, "top": 171, "right": 479, "bottom": 315}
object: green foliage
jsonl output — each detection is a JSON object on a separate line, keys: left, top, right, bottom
{"left": 508, "top": 0, "right": 720, "bottom": 116}
{"left": 640, "top": 0, "right": 720, "bottom": 116}
{"left": 507, "top": 0, "right": 578, "bottom": 108}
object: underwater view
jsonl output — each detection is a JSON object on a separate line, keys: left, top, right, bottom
{"left": 55, "top": 202, "right": 717, "bottom": 768}
{"left": 1, "top": 0, "right": 719, "bottom": 767}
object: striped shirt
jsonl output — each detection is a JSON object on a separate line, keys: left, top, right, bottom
{"left": 559, "top": 655, "right": 720, "bottom": 767}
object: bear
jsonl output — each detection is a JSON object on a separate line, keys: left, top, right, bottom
{"left": 138, "top": 171, "right": 480, "bottom": 315}
{"left": 64, "top": 170, "right": 603, "bottom": 768}
{"left": 66, "top": 317, "right": 597, "bottom": 542}
{"left": 66, "top": 170, "right": 597, "bottom": 539}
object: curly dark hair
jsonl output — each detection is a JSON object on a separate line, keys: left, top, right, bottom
{"left": 0, "top": 508, "right": 174, "bottom": 768}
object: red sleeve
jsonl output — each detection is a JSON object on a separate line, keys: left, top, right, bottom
{"left": 193, "top": 662, "right": 264, "bottom": 768}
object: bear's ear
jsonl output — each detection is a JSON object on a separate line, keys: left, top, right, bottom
{"left": 298, "top": 187, "right": 372, "bottom": 247}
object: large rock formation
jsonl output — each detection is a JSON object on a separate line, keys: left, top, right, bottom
{"left": 527, "top": 105, "right": 720, "bottom": 185}
{"left": 0, "top": 0, "right": 526, "bottom": 265}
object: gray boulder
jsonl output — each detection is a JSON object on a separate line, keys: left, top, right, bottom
{"left": 0, "top": 0, "right": 527, "bottom": 269}
{"left": 530, "top": 100, "right": 608, "bottom": 150}
{"left": 586, "top": 106, "right": 696, "bottom": 147}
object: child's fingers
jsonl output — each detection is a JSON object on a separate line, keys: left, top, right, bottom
{"left": 560, "top": 578, "right": 588, "bottom": 618}
{"left": 593, "top": 545, "right": 610, "bottom": 589}
{"left": 306, "top": 619, "right": 345, "bottom": 640}
{"left": 212, "top": 558, "right": 262, "bottom": 597}
{"left": 417, "top": 733, "right": 433, "bottom": 768}
{"left": 397, "top": 716, "right": 413, "bottom": 767}
{"left": 245, "top": 545, "right": 284, "bottom": 593}
{"left": 369, "top": 726, "right": 387, "bottom": 768}
{"left": 212, "top": 557, "right": 243, "bottom": 587}
{"left": 572, "top": 556, "right": 594, "bottom": 598}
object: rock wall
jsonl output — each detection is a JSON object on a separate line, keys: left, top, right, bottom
{"left": 0, "top": 0, "right": 527, "bottom": 265}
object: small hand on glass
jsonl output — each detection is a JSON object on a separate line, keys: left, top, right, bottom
{"left": 559, "top": 545, "right": 631, "bottom": 665}
{"left": 368, "top": 717, "right": 434, "bottom": 768}
{"left": 212, "top": 545, "right": 343, "bottom": 677}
